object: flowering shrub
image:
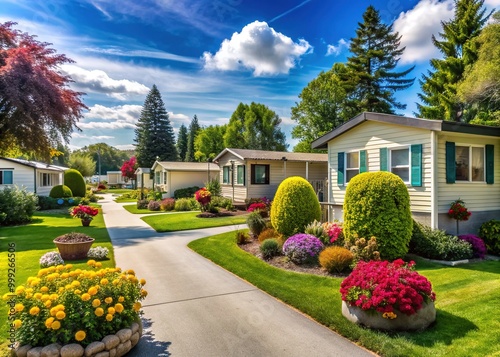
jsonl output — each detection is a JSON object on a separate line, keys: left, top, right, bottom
{"left": 69, "top": 205, "right": 99, "bottom": 221}
{"left": 147, "top": 200, "right": 161, "bottom": 211}
{"left": 194, "top": 188, "right": 211, "bottom": 211}
{"left": 458, "top": 234, "right": 487, "bottom": 259}
{"left": 160, "top": 198, "right": 176, "bottom": 211}
{"left": 282, "top": 233, "right": 324, "bottom": 264}
{"left": 340, "top": 259, "right": 436, "bottom": 318}
{"left": 87, "top": 246, "right": 109, "bottom": 260}
{"left": 39, "top": 252, "right": 64, "bottom": 268}
{"left": 322, "top": 222, "right": 344, "bottom": 244}
{"left": 448, "top": 199, "right": 471, "bottom": 221}
{"left": 4, "top": 260, "right": 147, "bottom": 347}
{"left": 349, "top": 235, "right": 380, "bottom": 266}
{"left": 247, "top": 202, "right": 266, "bottom": 212}
{"left": 479, "top": 219, "right": 500, "bottom": 255}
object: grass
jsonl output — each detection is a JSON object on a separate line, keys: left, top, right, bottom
{"left": 0, "top": 210, "right": 114, "bottom": 356}
{"left": 188, "top": 231, "right": 500, "bottom": 357}
{"left": 122, "top": 204, "right": 166, "bottom": 214}
{"left": 143, "top": 211, "right": 250, "bottom": 232}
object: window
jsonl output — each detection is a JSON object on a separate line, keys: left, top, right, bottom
{"left": 155, "top": 171, "right": 161, "bottom": 184}
{"left": 0, "top": 170, "right": 13, "bottom": 185}
{"left": 39, "top": 173, "right": 54, "bottom": 187}
{"left": 345, "top": 152, "right": 360, "bottom": 183}
{"left": 455, "top": 145, "right": 485, "bottom": 182}
{"left": 251, "top": 164, "right": 269, "bottom": 184}
{"left": 380, "top": 145, "right": 422, "bottom": 187}
{"left": 223, "top": 166, "right": 231, "bottom": 184}
{"left": 390, "top": 148, "right": 410, "bottom": 183}
{"left": 237, "top": 165, "right": 245, "bottom": 185}
{"left": 337, "top": 150, "right": 366, "bottom": 185}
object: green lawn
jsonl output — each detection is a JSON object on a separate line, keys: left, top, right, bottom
{"left": 0, "top": 210, "right": 114, "bottom": 356}
{"left": 114, "top": 197, "right": 137, "bottom": 203}
{"left": 122, "top": 204, "right": 166, "bottom": 214}
{"left": 143, "top": 212, "right": 250, "bottom": 232}
{"left": 188, "top": 231, "right": 500, "bottom": 357}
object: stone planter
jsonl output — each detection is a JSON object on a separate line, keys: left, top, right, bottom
{"left": 12, "top": 320, "right": 142, "bottom": 357}
{"left": 341, "top": 300, "right": 436, "bottom": 331}
{"left": 53, "top": 238, "right": 95, "bottom": 260}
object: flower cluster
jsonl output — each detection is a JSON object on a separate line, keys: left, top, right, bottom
{"left": 4, "top": 260, "right": 147, "bottom": 347}
{"left": 282, "top": 233, "right": 324, "bottom": 264}
{"left": 247, "top": 202, "right": 266, "bottom": 212}
{"left": 69, "top": 205, "right": 99, "bottom": 221}
{"left": 458, "top": 234, "right": 487, "bottom": 259}
{"left": 340, "top": 259, "right": 436, "bottom": 317}
{"left": 322, "top": 222, "right": 343, "bottom": 244}
{"left": 87, "top": 246, "right": 109, "bottom": 260}
{"left": 194, "top": 188, "right": 211, "bottom": 209}
{"left": 39, "top": 252, "right": 64, "bottom": 268}
{"left": 448, "top": 199, "right": 471, "bottom": 221}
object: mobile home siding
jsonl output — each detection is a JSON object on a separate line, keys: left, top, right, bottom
{"left": 219, "top": 154, "right": 247, "bottom": 201}
{"left": 0, "top": 161, "right": 35, "bottom": 191}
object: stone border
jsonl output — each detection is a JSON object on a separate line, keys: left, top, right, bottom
{"left": 407, "top": 253, "right": 499, "bottom": 266}
{"left": 12, "top": 321, "right": 142, "bottom": 357}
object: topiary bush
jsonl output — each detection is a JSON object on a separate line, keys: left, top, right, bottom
{"left": 282, "top": 233, "right": 324, "bottom": 265}
{"left": 64, "top": 169, "right": 86, "bottom": 197}
{"left": 343, "top": 171, "right": 412, "bottom": 260}
{"left": 479, "top": 219, "right": 500, "bottom": 255}
{"left": 319, "top": 246, "right": 354, "bottom": 273}
{"left": 246, "top": 211, "right": 267, "bottom": 237}
{"left": 260, "top": 238, "right": 281, "bottom": 260}
{"left": 49, "top": 184, "right": 73, "bottom": 198}
{"left": 0, "top": 186, "right": 38, "bottom": 226}
{"left": 271, "top": 176, "right": 321, "bottom": 238}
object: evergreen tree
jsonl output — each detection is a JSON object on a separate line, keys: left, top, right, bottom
{"left": 177, "top": 124, "right": 188, "bottom": 161}
{"left": 345, "top": 5, "right": 415, "bottom": 114}
{"left": 185, "top": 115, "right": 200, "bottom": 162}
{"left": 417, "top": 0, "right": 491, "bottom": 121}
{"left": 134, "top": 85, "right": 178, "bottom": 167}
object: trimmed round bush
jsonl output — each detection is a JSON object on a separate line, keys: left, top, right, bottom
{"left": 260, "top": 238, "right": 281, "bottom": 260}
{"left": 479, "top": 219, "right": 500, "bottom": 255}
{"left": 343, "top": 172, "right": 412, "bottom": 260}
{"left": 271, "top": 176, "right": 321, "bottom": 237}
{"left": 0, "top": 186, "right": 38, "bottom": 226}
{"left": 64, "top": 169, "right": 86, "bottom": 197}
{"left": 282, "top": 233, "right": 324, "bottom": 264}
{"left": 319, "top": 246, "right": 354, "bottom": 273}
{"left": 49, "top": 184, "right": 73, "bottom": 198}
{"left": 247, "top": 211, "right": 267, "bottom": 236}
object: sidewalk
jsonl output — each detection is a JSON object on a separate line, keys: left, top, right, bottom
{"left": 100, "top": 194, "right": 376, "bottom": 357}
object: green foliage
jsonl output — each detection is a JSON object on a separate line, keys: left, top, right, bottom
{"left": 37, "top": 196, "right": 82, "bottom": 210}
{"left": 174, "top": 186, "right": 200, "bottom": 199}
{"left": 260, "top": 238, "right": 281, "bottom": 260}
{"left": 343, "top": 172, "right": 412, "bottom": 260}
{"left": 479, "top": 219, "right": 500, "bottom": 255}
{"left": 68, "top": 153, "right": 96, "bottom": 177}
{"left": 137, "top": 199, "right": 149, "bottom": 209}
{"left": 319, "top": 246, "right": 354, "bottom": 273}
{"left": 205, "top": 178, "right": 221, "bottom": 197}
{"left": 210, "top": 196, "right": 233, "bottom": 210}
{"left": 235, "top": 231, "right": 251, "bottom": 245}
{"left": 304, "top": 220, "right": 326, "bottom": 242}
{"left": 74, "top": 143, "right": 129, "bottom": 174}
{"left": 0, "top": 186, "right": 38, "bottom": 225}
{"left": 186, "top": 115, "right": 200, "bottom": 162}
{"left": 64, "top": 169, "right": 86, "bottom": 197}
{"left": 177, "top": 123, "right": 188, "bottom": 161}
{"left": 174, "top": 198, "right": 193, "bottom": 211}
{"left": 271, "top": 176, "right": 321, "bottom": 238}
{"left": 410, "top": 221, "right": 473, "bottom": 260}
{"left": 49, "top": 184, "right": 73, "bottom": 198}
{"left": 246, "top": 211, "right": 267, "bottom": 236}
{"left": 194, "top": 124, "right": 226, "bottom": 162}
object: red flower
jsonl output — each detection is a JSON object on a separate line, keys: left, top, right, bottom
{"left": 69, "top": 205, "right": 99, "bottom": 221}
{"left": 448, "top": 199, "right": 471, "bottom": 221}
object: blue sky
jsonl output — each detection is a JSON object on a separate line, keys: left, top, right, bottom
{"left": 1, "top": 0, "right": 499, "bottom": 151}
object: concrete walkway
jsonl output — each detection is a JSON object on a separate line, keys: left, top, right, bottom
{"left": 100, "top": 194, "right": 376, "bottom": 357}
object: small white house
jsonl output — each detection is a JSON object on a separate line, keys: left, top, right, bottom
{"left": 135, "top": 167, "right": 153, "bottom": 189}
{"left": 106, "top": 171, "right": 129, "bottom": 188}
{"left": 0, "top": 157, "right": 67, "bottom": 196}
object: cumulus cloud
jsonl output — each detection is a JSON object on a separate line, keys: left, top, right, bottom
{"left": 78, "top": 121, "right": 136, "bottom": 129}
{"left": 85, "top": 104, "right": 142, "bottom": 123}
{"left": 394, "top": 0, "right": 455, "bottom": 64}
{"left": 61, "top": 65, "right": 150, "bottom": 99}
{"left": 326, "top": 38, "right": 349, "bottom": 56}
{"left": 203, "top": 21, "right": 312, "bottom": 76}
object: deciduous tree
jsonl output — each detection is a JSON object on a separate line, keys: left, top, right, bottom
{"left": 195, "top": 125, "right": 226, "bottom": 162}
{"left": 68, "top": 153, "right": 96, "bottom": 177}
{"left": 121, "top": 156, "right": 137, "bottom": 182}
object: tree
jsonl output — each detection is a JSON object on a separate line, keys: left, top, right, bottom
{"left": 68, "top": 153, "right": 96, "bottom": 177}
{"left": 121, "top": 156, "right": 138, "bottom": 183}
{"left": 51, "top": 144, "right": 71, "bottom": 167}
{"left": 0, "top": 22, "right": 87, "bottom": 160}
{"left": 345, "top": 6, "right": 415, "bottom": 114}
{"left": 134, "top": 85, "right": 178, "bottom": 167}
{"left": 177, "top": 124, "right": 188, "bottom": 161}
{"left": 224, "top": 102, "right": 288, "bottom": 151}
{"left": 185, "top": 115, "right": 200, "bottom": 162}
{"left": 74, "top": 143, "right": 128, "bottom": 174}
{"left": 291, "top": 63, "right": 353, "bottom": 152}
{"left": 417, "top": 0, "right": 491, "bottom": 121}
{"left": 194, "top": 125, "right": 227, "bottom": 162}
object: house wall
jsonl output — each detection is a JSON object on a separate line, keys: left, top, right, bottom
{"left": 218, "top": 153, "right": 248, "bottom": 202}
{"left": 36, "top": 169, "right": 64, "bottom": 196}
{"left": 106, "top": 172, "right": 126, "bottom": 185}
{"left": 136, "top": 170, "right": 153, "bottom": 189}
{"left": 167, "top": 171, "right": 218, "bottom": 198}
{"left": 0, "top": 159, "right": 35, "bottom": 192}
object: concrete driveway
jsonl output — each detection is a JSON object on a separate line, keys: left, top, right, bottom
{"left": 100, "top": 194, "right": 376, "bottom": 357}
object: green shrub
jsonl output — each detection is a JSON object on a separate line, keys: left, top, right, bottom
{"left": 211, "top": 196, "right": 233, "bottom": 209}
{"left": 235, "top": 231, "right": 251, "bottom": 244}
{"left": 319, "top": 246, "right": 354, "bottom": 273}
{"left": 247, "top": 211, "right": 266, "bottom": 236}
{"left": 479, "top": 219, "right": 500, "bottom": 255}
{"left": 118, "top": 189, "right": 148, "bottom": 200}
{"left": 137, "top": 199, "right": 149, "bottom": 209}
{"left": 0, "top": 186, "right": 38, "bottom": 226}
{"left": 270, "top": 176, "right": 321, "bottom": 238}
{"left": 174, "top": 198, "right": 192, "bottom": 211}
{"left": 64, "top": 169, "right": 86, "bottom": 197}
{"left": 410, "top": 222, "right": 473, "bottom": 260}
{"left": 349, "top": 235, "right": 380, "bottom": 266}
{"left": 49, "top": 185, "right": 73, "bottom": 198}
{"left": 174, "top": 186, "right": 200, "bottom": 199}
{"left": 205, "top": 179, "right": 221, "bottom": 197}
{"left": 85, "top": 192, "right": 99, "bottom": 203}
{"left": 37, "top": 196, "right": 81, "bottom": 210}
{"left": 304, "top": 220, "right": 326, "bottom": 243}
{"left": 343, "top": 172, "right": 412, "bottom": 260}
{"left": 260, "top": 238, "right": 281, "bottom": 260}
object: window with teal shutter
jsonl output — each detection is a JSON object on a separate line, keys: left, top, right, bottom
{"left": 360, "top": 150, "right": 367, "bottom": 173}
{"left": 486, "top": 144, "right": 494, "bottom": 184}
{"left": 337, "top": 152, "right": 344, "bottom": 185}
{"left": 380, "top": 148, "right": 388, "bottom": 171}
{"left": 445, "top": 142, "right": 456, "bottom": 183}
{"left": 411, "top": 144, "right": 422, "bottom": 187}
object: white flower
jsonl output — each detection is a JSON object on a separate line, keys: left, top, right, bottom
{"left": 87, "top": 246, "right": 109, "bottom": 260}
{"left": 40, "top": 251, "right": 64, "bottom": 268}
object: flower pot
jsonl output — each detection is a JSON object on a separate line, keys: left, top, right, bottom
{"left": 54, "top": 238, "right": 95, "bottom": 260}
{"left": 81, "top": 218, "right": 91, "bottom": 227}
{"left": 341, "top": 300, "right": 436, "bottom": 331}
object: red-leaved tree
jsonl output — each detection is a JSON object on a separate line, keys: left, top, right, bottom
{"left": 121, "top": 156, "right": 137, "bottom": 182}
{"left": 0, "top": 22, "right": 87, "bottom": 160}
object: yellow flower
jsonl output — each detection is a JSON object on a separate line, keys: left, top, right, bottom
{"left": 34, "top": 293, "right": 42, "bottom": 300}
{"left": 88, "top": 286, "right": 98, "bottom": 296}
{"left": 56, "top": 311, "right": 66, "bottom": 320}
{"left": 51, "top": 320, "right": 61, "bottom": 330}
{"left": 75, "top": 330, "right": 86, "bottom": 341}
{"left": 127, "top": 269, "right": 135, "bottom": 275}
{"left": 112, "top": 279, "right": 120, "bottom": 286}
{"left": 141, "top": 289, "right": 148, "bottom": 297}
{"left": 105, "top": 297, "right": 113, "bottom": 304}
{"left": 87, "top": 260, "right": 96, "bottom": 266}
{"left": 58, "top": 287, "right": 64, "bottom": 294}
{"left": 48, "top": 266, "right": 56, "bottom": 273}
{"left": 41, "top": 294, "right": 50, "bottom": 302}
{"left": 61, "top": 273, "right": 70, "bottom": 279}
{"left": 29, "top": 306, "right": 40, "bottom": 315}
{"left": 40, "top": 286, "right": 49, "bottom": 293}
{"left": 95, "top": 262, "right": 102, "bottom": 268}
{"left": 81, "top": 293, "right": 91, "bottom": 302}
{"left": 382, "top": 312, "right": 398, "bottom": 320}
{"left": 140, "top": 278, "right": 146, "bottom": 285}
{"left": 118, "top": 296, "right": 124, "bottom": 303}
{"left": 45, "top": 317, "right": 54, "bottom": 328}
{"left": 100, "top": 278, "right": 109, "bottom": 286}
{"left": 65, "top": 264, "right": 73, "bottom": 270}
{"left": 74, "top": 289, "right": 81, "bottom": 295}
{"left": 107, "top": 307, "right": 115, "bottom": 315}
{"left": 105, "top": 314, "right": 113, "bottom": 322}
{"left": 94, "top": 307, "right": 104, "bottom": 317}
{"left": 133, "top": 302, "right": 141, "bottom": 311}
{"left": 55, "top": 304, "right": 65, "bottom": 311}
{"left": 44, "top": 300, "right": 52, "bottom": 308}
{"left": 71, "top": 280, "right": 81, "bottom": 287}
{"left": 92, "top": 299, "right": 101, "bottom": 308}
{"left": 13, "top": 319, "right": 22, "bottom": 329}
{"left": 114, "top": 303, "right": 124, "bottom": 313}
{"left": 14, "top": 303, "right": 24, "bottom": 312}
{"left": 50, "top": 293, "right": 59, "bottom": 300}
{"left": 50, "top": 307, "right": 57, "bottom": 316}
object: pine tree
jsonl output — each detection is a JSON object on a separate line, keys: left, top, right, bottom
{"left": 185, "top": 115, "right": 200, "bottom": 162}
{"left": 345, "top": 5, "right": 415, "bottom": 114}
{"left": 177, "top": 124, "right": 188, "bottom": 161}
{"left": 134, "top": 85, "right": 178, "bottom": 167}
{"left": 417, "top": 0, "right": 491, "bottom": 121}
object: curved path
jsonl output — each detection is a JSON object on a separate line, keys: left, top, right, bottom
{"left": 100, "top": 194, "right": 376, "bottom": 357}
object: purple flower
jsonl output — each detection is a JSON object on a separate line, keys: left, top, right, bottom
{"left": 458, "top": 234, "right": 487, "bottom": 259}
{"left": 282, "top": 233, "right": 324, "bottom": 264}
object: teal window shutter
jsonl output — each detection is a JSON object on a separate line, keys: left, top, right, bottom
{"left": 410, "top": 144, "right": 422, "bottom": 187}
{"left": 486, "top": 144, "right": 494, "bottom": 184}
{"left": 380, "top": 148, "right": 388, "bottom": 171}
{"left": 337, "top": 152, "right": 345, "bottom": 185}
{"left": 445, "top": 142, "right": 455, "bottom": 183}
{"left": 360, "top": 150, "right": 367, "bottom": 173}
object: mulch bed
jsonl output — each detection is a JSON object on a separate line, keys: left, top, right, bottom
{"left": 54, "top": 232, "right": 93, "bottom": 243}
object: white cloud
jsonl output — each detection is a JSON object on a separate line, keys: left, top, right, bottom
{"left": 485, "top": 0, "right": 500, "bottom": 6}
{"left": 326, "top": 38, "right": 349, "bottom": 56}
{"left": 61, "top": 65, "right": 150, "bottom": 99}
{"left": 85, "top": 104, "right": 142, "bottom": 123}
{"left": 203, "top": 21, "right": 312, "bottom": 76}
{"left": 78, "top": 121, "right": 136, "bottom": 129}
{"left": 82, "top": 47, "right": 200, "bottom": 64}
{"left": 114, "top": 144, "right": 136, "bottom": 151}
{"left": 394, "top": 0, "right": 455, "bottom": 64}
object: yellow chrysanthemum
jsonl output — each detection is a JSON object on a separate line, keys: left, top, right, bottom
{"left": 2, "top": 293, "right": 13, "bottom": 301}
{"left": 34, "top": 293, "right": 43, "bottom": 300}
{"left": 141, "top": 289, "right": 148, "bottom": 297}
{"left": 94, "top": 307, "right": 104, "bottom": 317}
{"left": 114, "top": 303, "right": 124, "bottom": 313}
{"left": 41, "top": 294, "right": 50, "bottom": 302}
{"left": 37, "top": 269, "right": 48, "bottom": 277}
{"left": 71, "top": 280, "right": 81, "bottom": 287}
{"left": 127, "top": 269, "right": 135, "bottom": 275}
{"left": 29, "top": 306, "right": 40, "bottom": 315}
{"left": 105, "top": 314, "right": 113, "bottom": 322}
{"left": 56, "top": 311, "right": 66, "bottom": 320}
{"left": 65, "top": 264, "right": 73, "bottom": 270}
{"left": 45, "top": 317, "right": 54, "bottom": 328}
{"left": 75, "top": 330, "right": 86, "bottom": 341}
{"left": 81, "top": 293, "right": 91, "bottom": 302}
{"left": 88, "top": 287, "right": 98, "bottom": 296}
{"left": 118, "top": 296, "right": 124, "bottom": 303}
{"left": 58, "top": 287, "right": 64, "bottom": 294}
{"left": 140, "top": 278, "right": 146, "bottom": 285}
{"left": 30, "top": 279, "right": 39, "bottom": 286}
{"left": 100, "top": 278, "right": 109, "bottom": 286}
{"left": 51, "top": 320, "right": 61, "bottom": 330}
{"left": 61, "top": 273, "right": 69, "bottom": 279}
{"left": 133, "top": 302, "right": 141, "bottom": 312}
{"left": 104, "top": 297, "right": 113, "bottom": 304}
{"left": 113, "top": 279, "right": 120, "bottom": 286}
{"left": 44, "top": 300, "right": 52, "bottom": 308}
{"left": 50, "top": 307, "right": 57, "bottom": 316}
{"left": 40, "top": 286, "right": 49, "bottom": 293}
{"left": 74, "top": 289, "right": 82, "bottom": 295}
{"left": 95, "top": 262, "right": 102, "bottom": 268}
{"left": 13, "top": 319, "right": 22, "bottom": 329}
{"left": 14, "top": 303, "right": 24, "bottom": 312}
{"left": 87, "top": 260, "right": 96, "bottom": 266}
{"left": 48, "top": 266, "right": 56, "bottom": 273}
{"left": 107, "top": 307, "right": 115, "bottom": 315}
{"left": 92, "top": 299, "right": 101, "bottom": 308}
{"left": 55, "top": 304, "right": 65, "bottom": 311}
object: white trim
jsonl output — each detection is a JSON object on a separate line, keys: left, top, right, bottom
{"left": 431, "top": 131, "right": 438, "bottom": 229}
{"left": 455, "top": 143, "right": 486, "bottom": 183}
{"left": 389, "top": 146, "right": 410, "bottom": 184}
{"left": 344, "top": 151, "right": 360, "bottom": 185}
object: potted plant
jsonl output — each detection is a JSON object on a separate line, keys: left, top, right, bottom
{"left": 53, "top": 232, "right": 95, "bottom": 260}
{"left": 69, "top": 204, "right": 99, "bottom": 226}
{"left": 448, "top": 198, "right": 471, "bottom": 235}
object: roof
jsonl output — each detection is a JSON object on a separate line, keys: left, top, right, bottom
{"left": 0, "top": 157, "right": 68, "bottom": 171}
{"left": 134, "top": 167, "right": 151, "bottom": 174}
{"left": 311, "top": 112, "right": 500, "bottom": 149}
{"left": 214, "top": 148, "right": 327, "bottom": 163}
{"left": 152, "top": 161, "right": 220, "bottom": 172}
